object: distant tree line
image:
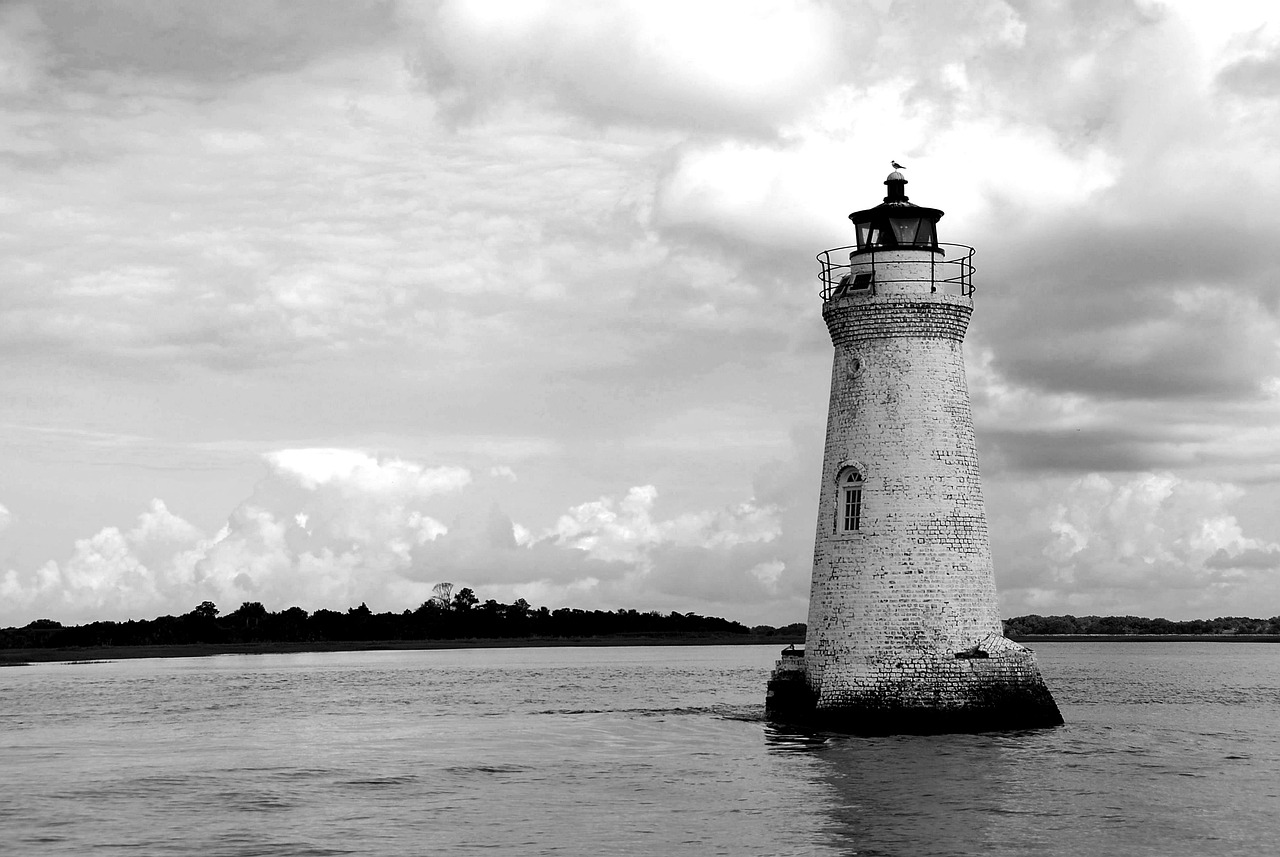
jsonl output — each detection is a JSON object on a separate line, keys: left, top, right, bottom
{"left": 0, "top": 583, "right": 807, "bottom": 651}
{"left": 13, "top": 598, "right": 1277, "bottom": 652}
{"left": 1005, "top": 614, "right": 1280, "bottom": 636}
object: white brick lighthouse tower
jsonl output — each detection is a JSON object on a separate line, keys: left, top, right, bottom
{"left": 766, "top": 170, "right": 1061, "bottom": 732}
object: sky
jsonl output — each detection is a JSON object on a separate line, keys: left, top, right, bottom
{"left": 2, "top": 0, "right": 1280, "bottom": 628}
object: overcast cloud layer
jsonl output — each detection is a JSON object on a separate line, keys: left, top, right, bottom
{"left": 3, "top": 0, "right": 1280, "bottom": 626}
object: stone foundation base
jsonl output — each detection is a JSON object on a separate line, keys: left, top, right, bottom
{"left": 765, "top": 672, "right": 817, "bottom": 721}
{"left": 766, "top": 634, "right": 1063, "bottom": 734}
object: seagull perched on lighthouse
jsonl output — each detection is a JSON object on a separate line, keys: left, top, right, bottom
{"left": 891, "top": 160, "right": 906, "bottom": 170}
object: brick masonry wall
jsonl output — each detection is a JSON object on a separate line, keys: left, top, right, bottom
{"left": 802, "top": 254, "right": 1057, "bottom": 718}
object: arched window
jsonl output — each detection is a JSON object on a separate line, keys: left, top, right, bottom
{"left": 837, "top": 468, "right": 863, "bottom": 532}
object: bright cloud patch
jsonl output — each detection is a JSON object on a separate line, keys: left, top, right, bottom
{"left": 447, "top": 483, "right": 793, "bottom": 611}
{"left": 407, "top": 0, "right": 843, "bottom": 131}
{"left": 1, "top": 453, "right": 799, "bottom": 625}
{"left": 546, "top": 484, "right": 778, "bottom": 562}
{"left": 999, "top": 472, "right": 1280, "bottom": 618}
{"left": 1, "top": 500, "right": 205, "bottom": 622}
{"left": 265, "top": 448, "right": 471, "bottom": 495}
{"left": 0, "top": 451, "right": 470, "bottom": 624}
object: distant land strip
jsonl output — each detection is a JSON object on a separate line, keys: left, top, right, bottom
{"left": 5, "top": 595, "right": 1280, "bottom": 665}
{"left": 1, "top": 588, "right": 806, "bottom": 664}
{"left": 1013, "top": 634, "right": 1280, "bottom": 643}
{"left": 0, "top": 634, "right": 807, "bottom": 665}
{"left": 1002, "top": 614, "right": 1280, "bottom": 637}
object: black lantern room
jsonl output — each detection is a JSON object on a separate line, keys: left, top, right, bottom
{"left": 848, "top": 171, "right": 943, "bottom": 254}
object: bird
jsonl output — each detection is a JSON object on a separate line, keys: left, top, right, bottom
{"left": 891, "top": 160, "right": 906, "bottom": 170}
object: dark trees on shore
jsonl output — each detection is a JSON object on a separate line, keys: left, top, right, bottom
{"left": 0, "top": 587, "right": 788, "bottom": 651}
{"left": 1004, "top": 614, "right": 1280, "bottom": 636}
{"left": 8, "top": 599, "right": 1279, "bottom": 653}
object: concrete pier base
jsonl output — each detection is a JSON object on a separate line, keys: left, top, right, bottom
{"left": 765, "top": 639, "right": 1062, "bottom": 734}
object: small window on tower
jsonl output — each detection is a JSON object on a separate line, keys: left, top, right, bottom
{"left": 837, "top": 468, "right": 863, "bottom": 533}
{"left": 850, "top": 272, "right": 873, "bottom": 291}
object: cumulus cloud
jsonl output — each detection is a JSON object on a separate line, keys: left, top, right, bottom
{"left": 0, "top": 451, "right": 468, "bottom": 624}
{"left": 995, "top": 472, "right": 1280, "bottom": 618}
{"left": 14, "top": 457, "right": 1274, "bottom": 628}
{"left": 403, "top": 0, "right": 847, "bottom": 132}
{"left": 0, "top": 450, "right": 804, "bottom": 625}
{"left": 182, "top": 450, "right": 470, "bottom": 609}
{"left": 394, "top": 480, "right": 800, "bottom": 615}
{"left": 265, "top": 448, "right": 470, "bottom": 495}
{"left": 1, "top": 500, "right": 205, "bottom": 622}
{"left": 566, "top": 500, "right": 789, "bottom": 603}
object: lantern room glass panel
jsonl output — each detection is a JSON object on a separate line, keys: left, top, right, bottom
{"left": 889, "top": 217, "right": 925, "bottom": 245}
{"left": 916, "top": 221, "right": 936, "bottom": 246}
{"left": 855, "top": 222, "right": 872, "bottom": 248}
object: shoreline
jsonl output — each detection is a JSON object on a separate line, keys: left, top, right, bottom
{"left": 1013, "top": 634, "right": 1280, "bottom": 643}
{"left": 0, "top": 634, "right": 806, "bottom": 665}
{"left": 5, "top": 632, "right": 1280, "bottom": 665}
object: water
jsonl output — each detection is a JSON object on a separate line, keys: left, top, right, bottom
{"left": 2, "top": 642, "right": 1277, "bottom": 856}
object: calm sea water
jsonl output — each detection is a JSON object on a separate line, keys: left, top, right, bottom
{"left": 2, "top": 642, "right": 1277, "bottom": 856}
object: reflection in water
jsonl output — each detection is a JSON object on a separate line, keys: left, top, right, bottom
{"left": 767, "top": 724, "right": 1042, "bottom": 857}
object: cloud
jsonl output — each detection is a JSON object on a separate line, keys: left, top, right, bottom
{"left": 544, "top": 483, "right": 779, "bottom": 558}
{"left": 403, "top": 0, "right": 847, "bottom": 132}
{"left": 186, "top": 450, "right": 470, "bottom": 607}
{"left": 34, "top": 0, "right": 397, "bottom": 80}
{"left": 0, "top": 451, "right": 471, "bottom": 624}
{"left": 1216, "top": 40, "right": 1280, "bottom": 98}
{"left": 400, "top": 480, "right": 801, "bottom": 615}
{"left": 634, "top": 0, "right": 1280, "bottom": 443}
{"left": 0, "top": 449, "right": 806, "bottom": 626}
{"left": 0, "top": 499, "right": 205, "bottom": 622}
{"left": 1205, "top": 545, "right": 1280, "bottom": 571}
{"left": 0, "top": 4, "right": 51, "bottom": 96}
{"left": 994, "top": 472, "right": 1280, "bottom": 617}
{"left": 265, "top": 448, "right": 470, "bottom": 495}
{"left": 14, "top": 458, "right": 1275, "bottom": 629}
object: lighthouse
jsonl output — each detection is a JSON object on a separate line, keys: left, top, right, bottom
{"left": 766, "top": 170, "right": 1062, "bottom": 733}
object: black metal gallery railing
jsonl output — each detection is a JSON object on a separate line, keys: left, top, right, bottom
{"left": 817, "top": 243, "right": 976, "bottom": 301}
